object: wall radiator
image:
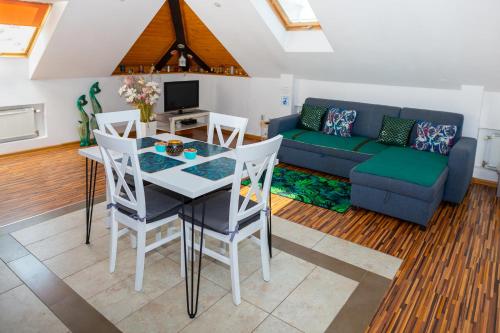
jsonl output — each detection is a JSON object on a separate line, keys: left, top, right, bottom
{"left": 0, "top": 107, "right": 39, "bottom": 143}
{"left": 482, "top": 133, "right": 500, "bottom": 171}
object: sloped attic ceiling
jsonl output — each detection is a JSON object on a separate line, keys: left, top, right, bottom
{"left": 29, "top": 0, "right": 500, "bottom": 91}
{"left": 30, "top": 0, "right": 166, "bottom": 79}
{"left": 187, "top": 0, "right": 500, "bottom": 91}
{"left": 115, "top": 0, "right": 246, "bottom": 75}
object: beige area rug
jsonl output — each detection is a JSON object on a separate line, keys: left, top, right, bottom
{"left": 6, "top": 203, "right": 402, "bottom": 333}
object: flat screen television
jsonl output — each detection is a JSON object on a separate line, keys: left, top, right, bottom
{"left": 163, "top": 80, "right": 199, "bottom": 113}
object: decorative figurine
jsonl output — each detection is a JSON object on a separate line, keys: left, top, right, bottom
{"left": 89, "top": 82, "right": 102, "bottom": 143}
{"left": 77, "top": 95, "right": 91, "bottom": 147}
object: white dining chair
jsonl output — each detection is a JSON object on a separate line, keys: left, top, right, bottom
{"left": 180, "top": 135, "right": 283, "bottom": 305}
{"left": 207, "top": 112, "right": 248, "bottom": 148}
{"left": 94, "top": 130, "right": 182, "bottom": 291}
{"left": 96, "top": 110, "right": 144, "bottom": 236}
{"left": 96, "top": 109, "right": 142, "bottom": 138}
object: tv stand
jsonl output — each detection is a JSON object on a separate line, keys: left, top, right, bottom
{"left": 156, "top": 109, "right": 210, "bottom": 134}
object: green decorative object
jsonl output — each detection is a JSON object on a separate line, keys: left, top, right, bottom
{"left": 299, "top": 104, "right": 327, "bottom": 131}
{"left": 77, "top": 95, "right": 91, "bottom": 147}
{"left": 377, "top": 115, "right": 415, "bottom": 146}
{"left": 89, "top": 82, "right": 102, "bottom": 143}
{"left": 241, "top": 167, "right": 351, "bottom": 213}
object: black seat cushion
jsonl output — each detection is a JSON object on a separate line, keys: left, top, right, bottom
{"left": 178, "top": 191, "right": 261, "bottom": 235}
{"left": 116, "top": 184, "right": 183, "bottom": 223}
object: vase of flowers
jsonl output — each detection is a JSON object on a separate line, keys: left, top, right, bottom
{"left": 118, "top": 76, "right": 160, "bottom": 137}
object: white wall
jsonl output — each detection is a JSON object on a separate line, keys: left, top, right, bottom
{"left": 0, "top": 59, "right": 215, "bottom": 155}
{"left": 213, "top": 76, "right": 286, "bottom": 135}
{"left": 480, "top": 92, "right": 500, "bottom": 130}
{"left": 475, "top": 92, "right": 500, "bottom": 181}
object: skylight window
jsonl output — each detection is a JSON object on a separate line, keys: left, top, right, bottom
{"left": 0, "top": 0, "right": 50, "bottom": 57}
{"left": 0, "top": 24, "right": 36, "bottom": 54}
{"left": 269, "top": 0, "right": 320, "bottom": 30}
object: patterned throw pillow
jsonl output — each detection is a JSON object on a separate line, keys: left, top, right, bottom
{"left": 412, "top": 121, "right": 457, "bottom": 155}
{"left": 322, "top": 108, "right": 357, "bottom": 137}
{"left": 377, "top": 116, "right": 415, "bottom": 146}
{"left": 299, "top": 104, "right": 327, "bottom": 131}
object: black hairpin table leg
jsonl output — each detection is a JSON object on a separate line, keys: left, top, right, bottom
{"left": 181, "top": 200, "right": 206, "bottom": 318}
{"left": 85, "top": 158, "right": 98, "bottom": 244}
{"left": 268, "top": 192, "right": 272, "bottom": 258}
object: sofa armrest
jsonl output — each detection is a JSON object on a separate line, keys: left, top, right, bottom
{"left": 444, "top": 137, "right": 477, "bottom": 203}
{"left": 268, "top": 114, "right": 300, "bottom": 138}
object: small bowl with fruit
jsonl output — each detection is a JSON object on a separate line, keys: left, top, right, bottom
{"left": 183, "top": 148, "right": 197, "bottom": 160}
{"left": 154, "top": 141, "right": 167, "bottom": 153}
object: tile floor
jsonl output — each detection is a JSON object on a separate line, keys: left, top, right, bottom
{"left": 1, "top": 203, "right": 402, "bottom": 333}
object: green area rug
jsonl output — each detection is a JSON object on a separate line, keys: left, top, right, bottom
{"left": 242, "top": 167, "right": 351, "bottom": 213}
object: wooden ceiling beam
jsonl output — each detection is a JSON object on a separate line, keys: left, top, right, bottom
{"left": 155, "top": 0, "right": 209, "bottom": 72}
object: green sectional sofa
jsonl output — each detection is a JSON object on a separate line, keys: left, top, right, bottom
{"left": 268, "top": 98, "right": 477, "bottom": 228}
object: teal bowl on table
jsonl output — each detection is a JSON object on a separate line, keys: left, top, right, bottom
{"left": 183, "top": 149, "right": 197, "bottom": 160}
{"left": 155, "top": 144, "right": 166, "bottom": 153}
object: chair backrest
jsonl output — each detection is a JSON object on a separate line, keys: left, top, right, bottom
{"left": 94, "top": 129, "right": 146, "bottom": 220}
{"left": 96, "top": 109, "right": 142, "bottom": 138}
{"left": 207, "top": 112, "right": 248, "bottom": 148}
{"left": 228, "top": 135, "right": 283, "bottom": 232}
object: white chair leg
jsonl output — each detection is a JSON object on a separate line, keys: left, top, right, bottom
{"left": 155, "top": 231, "right": 162, "bottom": 242}
{"left": 229, "top": 241, "right": 241, "bottom": 305}
{"left": 109, "top": 214, "right": 118, "bottom": 273}
{"left": 105, "top": 214, "right": 111, "bottom": 229}
{"left": 104, "top": 179, "right": 111, "bottom": 228}
{"left": 129, "top": 232, "right": 137, "bottom": 249}
{"left": 260, "top": 222, "right": 271, "bottom": 282}
{"left": 134, "top": 228, "right": 146, "bottom": 291}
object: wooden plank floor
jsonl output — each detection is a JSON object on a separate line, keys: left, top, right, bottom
{"left": 0, "top": 129, "right": 498, "bottom": 332}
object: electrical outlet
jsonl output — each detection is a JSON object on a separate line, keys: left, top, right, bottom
{"left": 281, "top": 96, "right": 289, "bottom": 106}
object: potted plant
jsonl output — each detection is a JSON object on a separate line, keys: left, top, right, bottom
{"left": 118, "top": 76, "right": 160, "bottom": 137}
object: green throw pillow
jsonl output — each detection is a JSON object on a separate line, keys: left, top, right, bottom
{"left": 300, "top": 104, "right": 327, "bottom": 131}
{"left": 377, "top": 116, "right": 415, "bottom": 146}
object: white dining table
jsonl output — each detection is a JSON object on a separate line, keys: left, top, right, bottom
{"left": 79, "top": 132, "right": 241, "bottom": 199}
{"left": 78, "top": 132, "right": 273, "bottom": 318}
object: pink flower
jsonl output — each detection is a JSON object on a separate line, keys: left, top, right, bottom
{"left": 123, "top": 76, "right": 134, "bottom": 87}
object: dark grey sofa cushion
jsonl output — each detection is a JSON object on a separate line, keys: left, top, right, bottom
{"left": 304, "top": 98, "right": 401, "bottom": 139}
{"left": 278, "top": 145, "right": 359, "bottom": 178}
{"left": 178, "top": 191, "right": 260, "bottom": 235}
{"left": 350, "top": 167, "right": 448, "bottom": 202}
{"left": 116, "top": 184, "right": 183, "bottom": 223}
{"left": 400, "top": 107, "right": 464, "bottom": 143}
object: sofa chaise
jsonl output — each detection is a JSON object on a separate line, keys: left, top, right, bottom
{"left": 268, "top": 98, "right": 477, "bottom": 228}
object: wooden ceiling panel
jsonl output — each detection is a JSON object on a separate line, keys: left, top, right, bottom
{"left": 116, "top": 0, "right": 246, "bottom": 76}
{"left": 119, "top": 3, "right": 175, "bottom": 66}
